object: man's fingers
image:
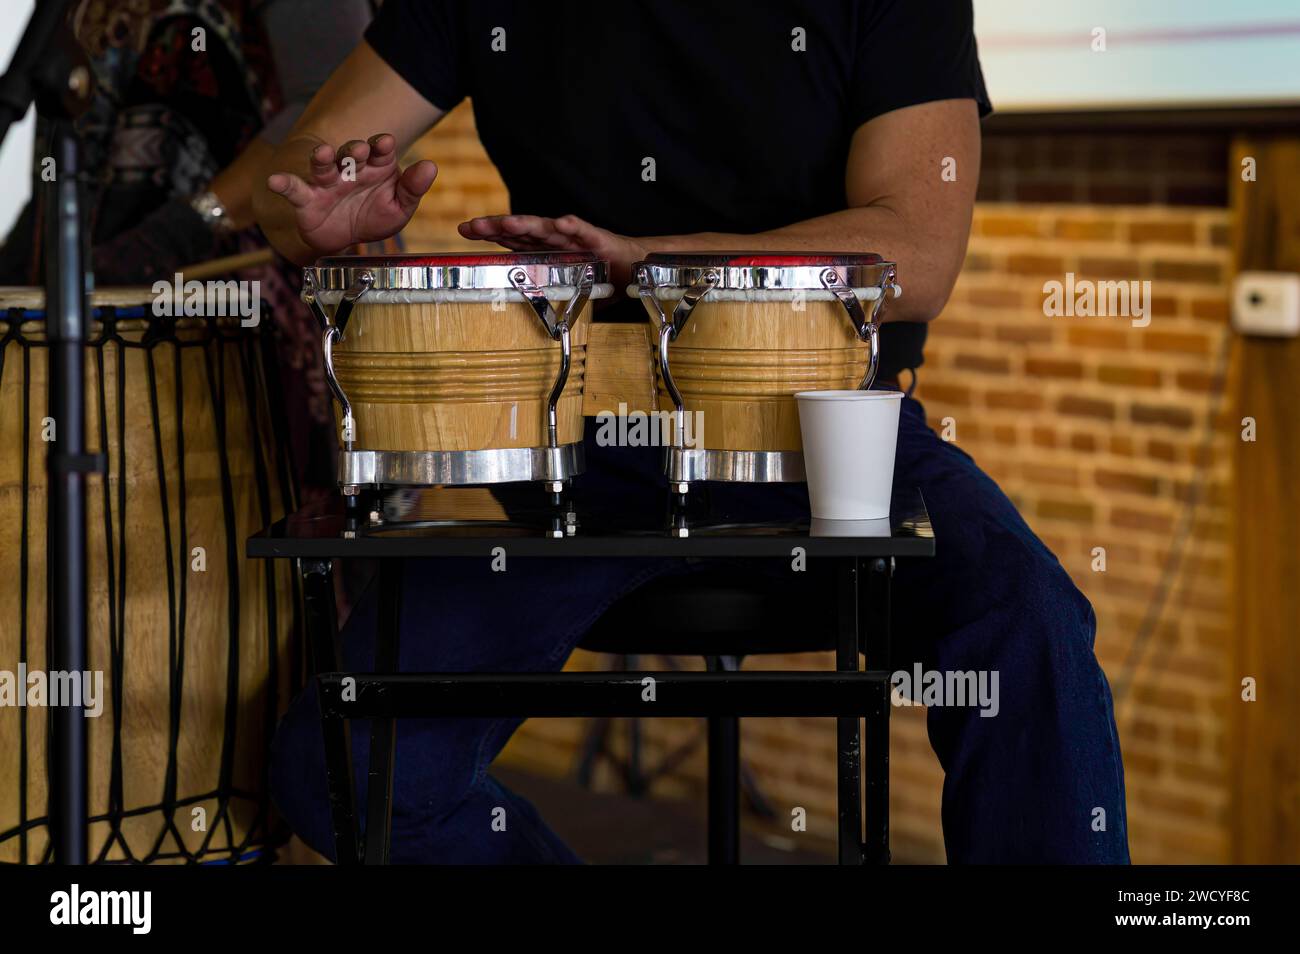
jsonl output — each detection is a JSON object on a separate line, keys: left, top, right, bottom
{"left": 394, "top": 160, "right": 438, "bottom": 212}
{"left": 366, "top": 134, "right": 399, "bottom": 168}
{"left": 310, "top": 143, "right": 337, "bottom": 166}
{"left": 553, "top": 214, "right": 602, "bottom": 245}
{"left": 459, "top": 215, "right": 509, "bottom": 237}
{"left": 459, "top": 215, "right": 591, "bottom": 252}
{"left": 266, "top": 172, "right": 314, "bottom": 209}
{"left": 464, "top": 215, "right": 554, "bottom": 240}
{"left": 309, "top": 144, "right": 341, "bottom": 186}
{"left": 335, "top": 139, "right": 371, "bottom": 172}
{"left": 553, "top": 214, "right": 587, "bottom": 234}
{"left": 501, "top": 215, "right": 557, "bottom": 239}
{"left": 540, "top": 228, "right": 581, "bottom": 249}
{"left": 457, "top": 219, "right": 545, "bottom": 250}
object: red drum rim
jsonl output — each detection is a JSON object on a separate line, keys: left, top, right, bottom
{"left": 314, "top": 251, "right": 601, "bottom": 268}
{"left": 641, "top": 251, "right": 885, "bottom": 268}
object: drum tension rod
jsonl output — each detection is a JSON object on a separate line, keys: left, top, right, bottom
{"left": 508, "top": 266, "right": 594, "bottom": 458}
{"left": 820, "top": 267, "right": 899, "bottom": 392}
{"left": 304, "top": 270, "right": 375, "bottom": 455}
{"left": 639, "top": 267, "right": 720, "bottom": 495}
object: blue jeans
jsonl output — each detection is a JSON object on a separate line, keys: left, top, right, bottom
{"left": 269, "top": 397, "right": 1130, "bottom": 863}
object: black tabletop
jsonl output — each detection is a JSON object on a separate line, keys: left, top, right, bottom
{"left": 248, "top": 486, "right": 933, "bottom": 560}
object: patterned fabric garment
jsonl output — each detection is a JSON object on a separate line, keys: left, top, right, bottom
{"left": 0, "top": 0, "right": 278, "bottom": 283}
{"left": 75, "top": 0, "right": 273, "bottom": 198}
{"left": 0, "top": 0, "right": 344, "bottom": 493}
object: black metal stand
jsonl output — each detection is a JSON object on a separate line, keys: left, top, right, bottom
{"left": 705, "top": 656, "right": 741, "bottom": 865}
{"left": 362, "top": 565, "right": 402, "bottom": 865}
{"left": 0, "top": 0, "right": 94, "bottom": 866}
{"left": 248, "top": 489, "right": 933, "bottom": 864}
{"left": 301, "top": 559, "right": 359, "bottom": 866}
{"left": 45, "top": 119, "right": 92, "bottom": 866}
{"left": 863, "top": 557, "right": 894, "bottom": 864}
{"left": 303, "top": 554, "right": 895, "bottom": 866}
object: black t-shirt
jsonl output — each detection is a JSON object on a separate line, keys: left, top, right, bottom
{"left": 366, "top": 0, "right": 991, "bottom": 378}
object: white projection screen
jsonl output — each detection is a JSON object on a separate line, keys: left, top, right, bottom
{"left": 0, "top": 0, "right": 36, "bottom": 240}
{"left": 974, "top": 0, "right": 1300, "bottom": 113}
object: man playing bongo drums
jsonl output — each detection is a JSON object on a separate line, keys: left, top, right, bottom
{"left": 255, "top": 0, "right": 1129, "bottom": 864}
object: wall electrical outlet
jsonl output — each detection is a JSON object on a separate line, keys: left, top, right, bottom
{"left": 1232, "top": 272, "right": 1300, "bottom": 338}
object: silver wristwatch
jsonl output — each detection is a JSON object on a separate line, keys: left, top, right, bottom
{"left": 190, "top": 189, "right": 237, "bottom": 234}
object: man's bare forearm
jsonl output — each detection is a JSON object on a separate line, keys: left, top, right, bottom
{"left": 251, "top": 41, "right": 448, "bottom": 264}
{"left": 643, "top": 204, "right": 971, "bottom": 325}
{"left": 252, "top": 133, "right": 331, "bottom": 264}
{"left": 641, "top": 102, "right": 980, "bottom": 324}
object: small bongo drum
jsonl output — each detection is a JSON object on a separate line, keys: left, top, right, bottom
{"left": 633, "top": 252, "right": 900, "bottom": 486}
{"left": 302, "top": 252, "right": 612, "bottom": 490}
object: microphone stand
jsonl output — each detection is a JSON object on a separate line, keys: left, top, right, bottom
{"left": 0, "top": 0, "right": 96, "bottom": 866}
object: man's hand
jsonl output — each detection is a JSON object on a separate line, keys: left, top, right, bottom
{"left": 459, "top": 214, "right": 647, "bottom": 288}
{"left": 266, "top": 133, "right": 438, "bottom": 257}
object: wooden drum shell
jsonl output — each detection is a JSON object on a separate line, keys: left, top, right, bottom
{"left": 650, "top": 298, "right": 870, "bottom": 452}
{"left": 332, "top": 299, "right": 591, "bottom": 452}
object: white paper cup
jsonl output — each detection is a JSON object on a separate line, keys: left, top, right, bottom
{"left": 795, "top": 390, "right": 904, "bottom": 520}
{"left": 809, "top": 517, "right": 892, "bottom": 538}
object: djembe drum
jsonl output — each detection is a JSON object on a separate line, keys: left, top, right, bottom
{"left": 302, "top": 252, "right": 612, "bottom": 492}
{"left": 0, "top": 287, "right": 297, "bottom": 864}
{"left": 633, "top": 252, "right": 900, "bottom": 487}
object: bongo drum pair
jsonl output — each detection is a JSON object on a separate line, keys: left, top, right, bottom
{"left": 0, "top": 288, "right": 297, "bottom": 864}
{"left": 305, "top": 251, "right": 897, "bottom": 493}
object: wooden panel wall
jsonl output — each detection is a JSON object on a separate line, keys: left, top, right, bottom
{"left": 1229, "top": 135, "right": 1300, "bottom": 863}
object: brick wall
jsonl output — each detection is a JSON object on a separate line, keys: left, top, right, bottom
{"left": 925, "top": 203, "right": 1235, "bottom": 863}
{"left": 403, "top": 104, "right": 1236, "bottom": 864}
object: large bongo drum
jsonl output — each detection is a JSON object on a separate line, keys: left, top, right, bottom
{"left": 633, "top": 253, "right": 900, "bottom": 485}
{"left": 0, "top": 287, "right": 297, "bottom": 864}
{"left": 303, "top": 252, "right": 612, "bottom": 490}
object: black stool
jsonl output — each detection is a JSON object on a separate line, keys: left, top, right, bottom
{"left": 577, "top": 561, "right": 889, "bottom": 864}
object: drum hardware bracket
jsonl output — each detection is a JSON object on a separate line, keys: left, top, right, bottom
{"left": 637, "top": 265, "right": 720, "bottom": 342}
{"left": 639, "top": 267, "right": 722, "bottom": 491}
{"left": 308, "top": 270, "right": 374, "bottom": 453}
{"left": 665, "top": 446, "right": 807, "bottom": 485}
{"left": 820, "top": 266, "right": 899, "bottom": 392}
{"left": 304, "top": 268, "right": 374, "bottom": 337}
{"left": 338, "top": 445, "right": 585, "bottom": 488}
{"left": 509, "top": 265, "right": 594, "bottom": 452}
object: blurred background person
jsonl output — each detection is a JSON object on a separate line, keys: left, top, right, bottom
{"left": 0, "top": 0, "right": 378, "bottom": 496}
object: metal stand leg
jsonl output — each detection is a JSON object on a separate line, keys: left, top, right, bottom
{"left": 706, "top": 655, "right": 740, "bottom": 865}
{"left": 624, "top": 654, "right": 647, "bottom": 797}
{"left": 863, "top": 557, "right": 893, "bottom": 865}
{"left": 363, "top": 562, "right": 402, "bottom": 864}
{"left": 302, "top": 559, "right": 359, "bottom": 865}
{"left": 836, "top": 558, "right": 864, "bottom": 865}
{"left": 574, "top": 713, "right": 612, "bottom": 789}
